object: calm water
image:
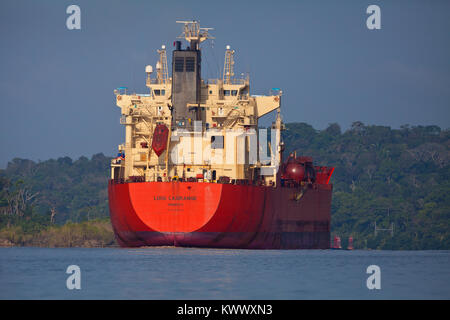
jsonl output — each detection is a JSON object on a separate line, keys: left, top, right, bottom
{"left": 0, "top": 247, "right": 449, "bottom": 299}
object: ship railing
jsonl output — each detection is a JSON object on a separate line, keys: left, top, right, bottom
{"left": 112, "top": 178, "right": 125, "bottom": 184}
{"left": 146, "top": 78, "right": 170, "bottom": 85}
{"left": 110, "top": 176, "right": 300, "bottom": 189}
{"left": 111, "top": 176, "right": 274, "bottom": 186}
{"left": 207, "top": 78, "right": 246, "bottom": 85}
{"left": 227, "top": 78, "right": 246, "bottom": 85}
{"left": 111, "top": 158, "right": 124, "bottom": 165}
{"left": 129, "top": 176, "right": 145, "bottom": 183}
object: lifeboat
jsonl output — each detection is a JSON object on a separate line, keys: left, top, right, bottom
{"left": 151, "top": 124, "right": 169, "bottom": 157}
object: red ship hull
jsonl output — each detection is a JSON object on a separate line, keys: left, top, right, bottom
{"left": 108, "top": 180, "right": 332, "bottom": 249}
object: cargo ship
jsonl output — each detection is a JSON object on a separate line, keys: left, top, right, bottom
{"left": 108, "top": 21, "right": 334, "bottom": 249}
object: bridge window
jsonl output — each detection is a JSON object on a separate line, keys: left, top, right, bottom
{"left": 175, "top": 57, "right": 184, "bottom": 72}
{"left": 186, "top": 57, "right": 195, "bottom": 72}
{"left": 153, "top": 89, "right": 166, "bottom": 96}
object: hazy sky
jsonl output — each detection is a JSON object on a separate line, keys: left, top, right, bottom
{"left": 1, "top": 0, "right": 449, "bottom": 167}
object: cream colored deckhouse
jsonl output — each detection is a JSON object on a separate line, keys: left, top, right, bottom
{"left": 112, "top": 21, "right": 283, "bottom": 185}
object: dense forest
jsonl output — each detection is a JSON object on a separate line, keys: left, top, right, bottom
{"left": 284, "top": 122, "right": 449, "bottom": 249}
{"left": 0, "top": 154, "right": 114, "bottom": 246}
{"left": 0, "top": 122, "right": 448, "bottom": 249}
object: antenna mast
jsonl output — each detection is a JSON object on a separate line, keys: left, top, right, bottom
{"left": 176, "top": 20, "right": 214, "bottom": 50}
{"left": 223, "top": 45, "right": 235, "bottom": 84}
{"left": 156, "top": 45, "right": 169, "bottom": 84}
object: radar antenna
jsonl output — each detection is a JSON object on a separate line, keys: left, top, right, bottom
{"left": 176, "top": 20, "right": 214, "bottom": 50}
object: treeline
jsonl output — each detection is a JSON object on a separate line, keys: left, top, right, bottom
{"left": 283, "top": 122, "right": 449, "bottom": 249}
{"left": 0, "top": 122, "right": 449, "bottom": 249}
{"left": 0, "top": 154, "right": 110, "bottom": 223}
{"left": 0, "top": 154, "right": 115, "bottom": 247}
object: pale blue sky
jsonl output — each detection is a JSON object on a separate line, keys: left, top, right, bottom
{"left": 1, "top": 0, "right": 449, "bottom": 167}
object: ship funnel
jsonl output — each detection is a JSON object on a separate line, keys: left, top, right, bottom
{"left": 171, "top": 22, "right": 204, "bottom": 123}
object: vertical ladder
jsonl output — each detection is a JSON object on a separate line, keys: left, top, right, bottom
{"left": 157, "top": 45, "right": 169, "bottom": 84}
{"left": 223, "top": 45, "right": 235, "bottom": 84}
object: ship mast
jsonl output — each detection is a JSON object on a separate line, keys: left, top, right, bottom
{"left": 176, "top": 20, "right": 214, "bottom": 50}
{"left": 223, "top": 45, "right": 235, "bottom": 84}
{"left": 156, "top": 45, "right": 169, "bottom": 84}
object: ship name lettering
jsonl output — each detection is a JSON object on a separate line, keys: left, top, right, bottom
{"left": 168, "top": 195, "right": 197, "bottom": 201}
{"left": 154, "top": 195, "right": 197, "bottom": 201}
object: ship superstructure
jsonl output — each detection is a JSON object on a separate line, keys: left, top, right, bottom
{"left": 111, "top": 21, "right": 281, "bottom": 185}
{"left": 108, "top": 21, "right": 334, "bottom": 249}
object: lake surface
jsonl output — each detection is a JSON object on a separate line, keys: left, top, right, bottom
{"left": 0, "top": 247, "right": 449, "bottom": 299}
